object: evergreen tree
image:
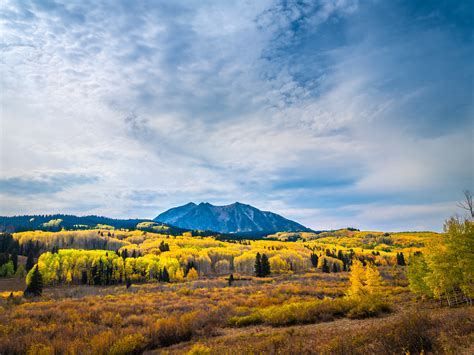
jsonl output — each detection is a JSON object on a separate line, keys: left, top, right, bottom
{"left": 25, "top": 265, "right": 43, "bottom": 297}
{"left": 254, "top": 252, "right": 262, "bottom": 277}
{"left": 126, "top": 278, "right": 132, "bottom": 289}
{"left": 228, "top": 273, "right": 234, "bottom": 286}
{"left": 81, "top": 270, "right": 88, "bottom": 285}
{"left": 162, "top": 267, "right": 170, "bottom": 283}
{"left": 11, "top": 249, "right": 18, "bottom": 272}
{"left": 310, "top": 253, "right": 319, "bottom": 267}
{"left": 25, "top": 251, "right": 35, "bottom": 272}
{"left": 397, "top": 252, "right": 406, "bottom": 266}
{"left": 322, "top": 259, "right": 330, "bottom": 273}
{"left": 261, "top": 254, "right": 271, "bottom": 277}
{"left": 159, "top": 241, "right": 170, "bottom": 252}
{"left": 332, "top": 262, "right": 339, "bottom": 273}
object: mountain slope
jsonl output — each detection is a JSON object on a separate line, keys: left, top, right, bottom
{"left": 154, "top": 202, "right": 310, "bottom": 233}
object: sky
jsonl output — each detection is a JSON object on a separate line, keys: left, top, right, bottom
{"left": 0, "top": 0, "right": 473, "bottom": 231}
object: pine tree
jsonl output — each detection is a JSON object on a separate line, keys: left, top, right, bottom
{"left": 159, "top": 241, "right": 170, "bottom": 252}
{"left": 255, "top": 252, "right": 262, "bottom": 277}
{"left": 310, "top": 253, "right": 319, "bottom": 267}
{"left": 162, "top": 266, "right": 170, "bottom": 283}
{"left": 261, "top": 254, "right": 271, "bottom": 277}
{"left": 322, "top": 259, "right": 330, "bottom": 273}
{"left": 228, "top": 273, "right": 234, "bottom": 286}
{"left": 11, "top": 249, "right": 18, "bottom": 272}
{"left": 81, "top": 270, "right": 88, "bottom": 285}
{"left": 398, "top": 252, "right": 406, "bottom": 266}
{"left": 25, "top": 265, "right": 43, "bottom": 297}
{"left": 25, "top": 251, "right": 35, "bottom": 272}
{"left": 332, "top": 262, "right": 339, "bottom": 273}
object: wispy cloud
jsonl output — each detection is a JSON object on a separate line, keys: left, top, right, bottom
{"left": 0, "top": 173, "right": 99, "bottom": 195}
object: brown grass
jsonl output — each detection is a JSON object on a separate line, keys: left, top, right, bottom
{"left": 0, "top": 269, "right": 470, "bottom": 354}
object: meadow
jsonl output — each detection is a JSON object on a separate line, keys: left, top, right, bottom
{"left": 0, "top": 219, "right": 472, "bottom": 354}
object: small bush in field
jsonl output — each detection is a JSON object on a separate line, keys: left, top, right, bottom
{"left": 230, "top": 296, "right": 391, "bottom": 327}
{"left": 229, "top": 311, "right": 264, "bottom": 326}
{"left": 148, "top": 313, "right": 196, "bottom": 347}
{"left": 187, "top": 343, "right": 211, "bottom": 355}
{"left": 90, "top": 330, "right": 114, "bottom": 354}
{"left": 376, "top": 311, "right": 433, "bottom": 353}
{"left": 27, "top": 343, "right": 54, "bottom": 355}
{"left": 108, "top": 333, "right": 146, "bottom": 355}
{"left": 346, "top": 295, "right": 392, "bottom": 319}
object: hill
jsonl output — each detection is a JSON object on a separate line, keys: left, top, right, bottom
{"left": 0, "top": 214, "right": 185, "bottom": 234}
{"left": 154, "top": 202, "right": 310, "bottom": 233}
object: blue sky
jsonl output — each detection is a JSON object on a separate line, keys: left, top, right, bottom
{"left": 1, "top": 0, "right": 473, "bottom": 231}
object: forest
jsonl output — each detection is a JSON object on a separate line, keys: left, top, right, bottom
{"left": 0, "top": 215, "right": 472, "bottom": 354}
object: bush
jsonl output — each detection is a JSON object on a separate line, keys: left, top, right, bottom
{"left": 375, "top": 311, "right": 433, "bottom": 353}
{"left": 323, "top": 310, "right": 434, "bottom": 354}
{"left": 187, "top": 343, "right": 211, "bottom": 355}
{"left": 229, "top": 297, "right": 390, "bottom": 328}
{"left": 346, "top": 295, "right": 392, "bottom": 319}
{"left": 108, "top": 333, "right": 146, "bottom": 355}
{"left": 229, "top": 311, "right": 263, "bottom": 327}
{"left": 148, "top": 312, "right": 196, "bottom": 348}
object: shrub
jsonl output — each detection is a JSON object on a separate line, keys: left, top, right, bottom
{"left": 27, "top": 343, "right": 54, "bottom": 355}
{"left": 230, "top": 297, "right": 391, "bottom": 327}
{"left": 229, "top": 311, "right": 264, "bottom": 327}
{"left": 108, "top": 333, "right": 146, "bottom": 355}
{"left": 375, "top": 311, "right": 433, "bottom": 353}
{"left": 346, "top": 295, "right": 392, "bottom": 319}
{"left": 148, "top": 312, "right": 196, "bottom": 348}
{"left": 90, "top": 330, "right": 114, "bottom": 354}
{"left": 187, "top": 343, "right": 211, "bottom": 355}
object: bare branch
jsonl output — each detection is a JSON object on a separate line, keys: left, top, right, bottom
{"left": 457, "top": 189, "right": 474, "bottom": 218}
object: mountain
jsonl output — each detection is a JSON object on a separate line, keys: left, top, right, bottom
{"left": 154, "top": 202, "right": 310, "bottom": 233}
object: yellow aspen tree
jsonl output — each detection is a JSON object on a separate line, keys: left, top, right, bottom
{"left": 66, "top": 270, "right": 73, "bottom": 285}
{"left": 347, "top": 260, "right": 366, "bottom": 298}
{"left": 187, "top": 267, "right": 199, "bottom": 281}
{"left": 174, "top": 267, "right": 185, "bottom": 281}
{"left": 365, "top": 264, "right": 383, "bottom": 295}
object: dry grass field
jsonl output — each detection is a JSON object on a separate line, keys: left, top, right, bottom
{"left": 1, "top": 267, "right": 472, "bottom": 354}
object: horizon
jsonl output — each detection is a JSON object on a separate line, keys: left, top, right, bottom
{"left": 0, "top": 199, "right": 458, "bottom": 233}
{"left": 1, "top": 1, "right": 473, "bottom": 232}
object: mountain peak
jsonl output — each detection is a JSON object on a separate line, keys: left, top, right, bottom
{"left": 154, "top": 202, "right": 309, "bottom": 233}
